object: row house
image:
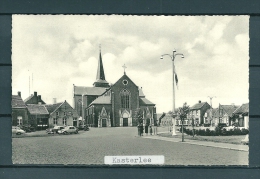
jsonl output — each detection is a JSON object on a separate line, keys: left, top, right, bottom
{"left": 187, "top": 101, "right": 211, "bottom": 126}
{"left": 12, "top": 92, "right": 29, "bottom": 126}
{"left": 12, "top": 91, "right": 79, "bottom": 130}
{"left": 232, "top": 103, "right": 249, "bottom": 128}
{"left": 211, "top": 104, "right": 238, "bottom": 126}
{"left": 46, "top": 100, "right": 79, "bottom": 128}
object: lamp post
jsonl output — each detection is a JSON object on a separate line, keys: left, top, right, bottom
{"left": 161, "top": 49, "right": 184, "bottom": 136}
{"left": 82, "top": 94, "right": 87, "bottom": 126}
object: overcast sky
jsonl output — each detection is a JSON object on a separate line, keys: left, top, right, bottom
{"left": 12, "top": 15, "right": 249, "bottom": 113}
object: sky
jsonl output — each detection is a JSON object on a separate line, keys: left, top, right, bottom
{"left": 12, "top": 15, "right": 249, "bottom": 113}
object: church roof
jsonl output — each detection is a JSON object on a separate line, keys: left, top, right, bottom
{"left": 27, "top": 104, "right": 49, "bottom": 115}
{"left": 74, "top": 86, "right": 108, "bottom": 96}
{"left": 12, "top": 95, "right": 26, "bottom": 108}
{"left": 93, "top": 50, "right": 109, "bottom": 87}
{"left": 90, "top": 96, "right": 111, "bottom": 105}
{"left": 139, "top": 97, "right": 155, "bottom": 105}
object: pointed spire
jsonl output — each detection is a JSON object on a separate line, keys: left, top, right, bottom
{"left": 96, "top": 46, "right": 106, "bottom": 80}
{"left": 93, "top": 45, "right": 110, "bottom": 88}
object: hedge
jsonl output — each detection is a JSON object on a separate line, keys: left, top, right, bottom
{"left": 183, "top": 127, "right": 249, "bottom": 136}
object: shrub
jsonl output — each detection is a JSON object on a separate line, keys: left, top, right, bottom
{"left": 241, "top": 128, "right": 249, "bottom": 135}
{"left": 205, "top": 128, "right": 211, "bottom": 136}
{"left": 215, "top": 126, "right": 221, "bottom": 136}
{"left": 233, "top": 128, "right": 242, "bottom": 135}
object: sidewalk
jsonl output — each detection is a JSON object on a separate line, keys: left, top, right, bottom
{"left": 142, "top": 135, "right": 249, "bottom": 152}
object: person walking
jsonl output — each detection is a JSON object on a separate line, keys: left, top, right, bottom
{"left": 140, "top": 123, "right": 144, "bottom": 136}
{"left": 149, "top": 125, "right": 153, "bottom": 135}
{"left": 145, "top": 123, "right": 148, "bottom": 136}
{"left": 153, "top": 120, "right": 158, "bottom": 135}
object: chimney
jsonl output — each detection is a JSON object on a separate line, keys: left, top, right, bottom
{"left": 34, "top": 91, "right": 37, "bottom": 97}
{"left": 53, "top": 98, "right": 57, "bottom": 104}
{"left": 18, "top": 91, "right": 21, "bottom": 97}
{"left": 37, "top": 95, "right": 41, "bottom": 102}
{"left": 198, "top": 100, "right": 201, "bottom": 103}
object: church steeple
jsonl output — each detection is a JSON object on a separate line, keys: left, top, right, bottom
{"left": 93, "top": 45, "right": 110, "bottom": 88}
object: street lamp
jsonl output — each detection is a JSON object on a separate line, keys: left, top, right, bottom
{"left": 161, "top": 49, "right": 184, "bottom": 136}
{"left": 82, "top": 94, "right": 87, "bottom": 126}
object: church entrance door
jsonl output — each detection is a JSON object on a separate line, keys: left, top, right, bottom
{"left": 102, "top": 119, "right": 107, "bottom": 127}
{"left": 123, "top": 118, "right": 128, "bottom": 127}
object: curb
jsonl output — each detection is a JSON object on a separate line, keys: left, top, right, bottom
{"left": 142, "top": 136, "right": 248, "bottom": 152}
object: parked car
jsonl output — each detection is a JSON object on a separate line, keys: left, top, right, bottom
{"left": 241, "top": 134, "right": 249, "bottom": 145}
{"left": 78, "top": 125, "right": 89, "bottom": 131}
{"left": 58, "top": 126, "right": 78, "bottom": 134}
{"left": 19, "top": 125, "right": 35, "bottom": 133}
{"left": 52, "top": 126, "right": 65, "bottom": 133}
{"left": 46, "top": 128, "right": 55, "bottom": 134}
{"left": 12, "top": 126, "right": 26, "bottom": 135}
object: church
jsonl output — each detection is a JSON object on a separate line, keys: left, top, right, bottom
{"left": 73, "top": 48, "right": 156, "bottom": 127}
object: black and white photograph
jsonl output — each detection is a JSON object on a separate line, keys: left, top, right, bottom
{"left": 12, "top": 15, "right": 249, "bottom": 165}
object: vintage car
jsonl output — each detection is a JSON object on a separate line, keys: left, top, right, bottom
{"left": 58, "top": 126, "right": 78, "bottom": 134}
{"left": 12, "top": 126, "right": 26, "bottom": 135}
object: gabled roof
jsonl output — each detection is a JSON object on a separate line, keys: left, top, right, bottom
{"left": 45, "top": 102, "right": 63, "bottom": 114}
{"left": 139, "top": 97, "right": 155, "bottom": 106}
{"left": 27, "top": 104, "right": 49, "bottom": 115}
{"left": 89, "top": 96, "right": 111, "bottom": 105}
{"left": 190, "top": 102, "right": 208, "bottom": 110}
{"left": 233, "top": 103, "right": 249, "bottom": 114}
{"left": 220, "top": 105, "right": 239, "bottom": 117}
{"left": 12, "top": 95, "right": 26, "bottom": 108}
{"left": 74, "top": 86, "right": 108, "bottom": 96}
{"left": 24, "top": 94, "right": 33, "bottom": 103}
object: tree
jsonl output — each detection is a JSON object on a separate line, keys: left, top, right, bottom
{"left": 177, "top": 102, "right": 190, "bottom": 142}
{"left": 134, "top": 108, "right": 143, "bottom": 126}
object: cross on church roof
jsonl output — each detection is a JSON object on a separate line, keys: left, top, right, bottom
{"left": 122, "top": 64, "right": 127, "bottom": 74}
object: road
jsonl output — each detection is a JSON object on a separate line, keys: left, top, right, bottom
{"left": 12, "top": 127, "right": 248, "bottom": 165}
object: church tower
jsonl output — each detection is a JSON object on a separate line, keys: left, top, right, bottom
{"left": 93, "top": 46, "right": 110, "bottom": 88}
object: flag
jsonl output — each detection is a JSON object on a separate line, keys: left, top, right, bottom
{"left": 175, "top": 73, "right": 178, "bottom": 89}
{"left": 174, "top": 65, "right": 178, "bottom": 89}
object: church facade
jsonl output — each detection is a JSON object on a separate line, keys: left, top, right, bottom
{"left": 73, "top": 49, "right": 156, "bottom": 127}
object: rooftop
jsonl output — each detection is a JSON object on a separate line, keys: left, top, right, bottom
{"left": 12, "top": 95, "right": 26, "bottom": 108}
{"left": 27, "top": 104, "right": 49, "bottom": 115}
{"left": 74, "top": 86, "right": 108, "bottom": 96}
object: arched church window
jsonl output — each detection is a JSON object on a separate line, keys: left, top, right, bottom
{"left": 120, "top": 89, "right": 130, "bottom": 109}
{"left": 77, "top": 99, "right": 82, "bottom": 116}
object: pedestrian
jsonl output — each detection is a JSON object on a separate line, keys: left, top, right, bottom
{"left": 149, "top": 125, "right": 153, "bottom": 135}
{"left": 145, "top": 123, "right": 148, "bottom": 135}
{"left": 153, "top": 120, "right": 158, "bottom": 135}
{"left": 140, "top": 123, "right": 143, "bottom": 136}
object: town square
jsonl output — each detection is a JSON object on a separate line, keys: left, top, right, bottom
{"left": 11, "top": 15, "right": 249, "bottom": 165}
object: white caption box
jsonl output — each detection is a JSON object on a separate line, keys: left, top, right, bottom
{"left": 104, "top": 155, "right": 165, "bottom": 165}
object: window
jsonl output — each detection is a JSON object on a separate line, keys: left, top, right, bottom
{"left": 64, "top": 112, "right": 66, "bottom": 116}
{"left": 120, "top": 89, "right": 130, "bottom": 109}
{"left": 63, "top": 118, "right": 67, "bottom": 125}
{"left": 56, "top": 112, "right": 59, "bottom": 116}
{"left": 53, "top": 118, "right": 57, "bottom": 125}
{"left": 17, "top": 116, "right": 22, "bottom": 125}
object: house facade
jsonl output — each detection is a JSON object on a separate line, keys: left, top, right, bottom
{"left": 232, "top": 103, "right": 249, "bottom": 128}
{"left": 24, "top": 92, "right": 46, "bottom": 105}
{"left": 12, "top": 92, "right": 29, "bottom": 126}
{"left": 27, "top": 104, "right": 49, "bottom": 130}
{"left": 187, "top": 101, "right": 211, "bottom": 126}
{"left": 46, "top": 101, "right": 79, "bottom": 128}
{"left": 211, "top": 104, "right": 238, "bottom": 126}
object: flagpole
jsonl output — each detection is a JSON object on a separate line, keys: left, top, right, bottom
{"left": 161, "top": 49, "right": 184, "bottom": 136}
